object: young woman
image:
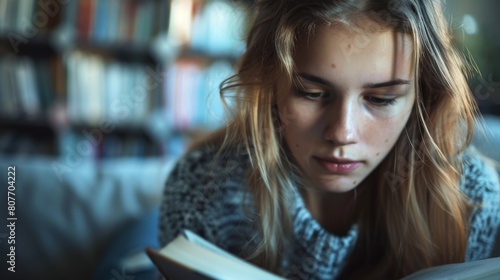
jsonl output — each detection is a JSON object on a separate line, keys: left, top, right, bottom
{"left": 159, "top": 0, "right": 500, "bottom": 279}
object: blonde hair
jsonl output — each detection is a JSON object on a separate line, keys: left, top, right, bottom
{"left": 201, "top": 0, "right": 480, "bottom": 278}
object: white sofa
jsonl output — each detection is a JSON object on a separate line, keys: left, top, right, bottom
{"left": 0, "top": 156, "right": 174, "bottom": 280}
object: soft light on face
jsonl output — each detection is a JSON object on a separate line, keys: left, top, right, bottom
{"left": 279, "top": 22, "right": 415, "bottom": 193}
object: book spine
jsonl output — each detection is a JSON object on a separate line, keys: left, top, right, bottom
{"left": 92, "top": 0, "right": 107, "bottom": 42}
{"left": 0, "top": 0, "right": 9, "bottom": 33}
{"left": 7, "top": 0, "right": 18, "bottom": 33}
{"left": 15, "top": 0, "right": 35, "bottom": 33}
{"left": 77, "top": 0, "right": 95, "bottom": 41}
{"left": 106, "top": 0, "right": 121, "bottom": 42}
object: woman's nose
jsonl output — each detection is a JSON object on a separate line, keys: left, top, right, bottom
{"left": 323, "top": 99, "right": 359, "bottom": 145}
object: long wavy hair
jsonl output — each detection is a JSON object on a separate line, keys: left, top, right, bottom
{"left": 199, "top": 0, "right": 479, "bottom": 278}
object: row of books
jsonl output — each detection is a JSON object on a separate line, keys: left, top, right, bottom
{"left": 0, "top": 0, "right": 246, "bottom": 56}
{"left": 0, "top": 55, "right": 60, "bottom": 117}
{"left": 72, "top": 0, "right": 170, "bottom": 43}
{"left": 164, "top": 58, "right": 234, "bottom": 130}
{"left": 169, "top": 0, "right": 246, "bottom": 56}
{"left": 0, "top": 0, "right": 60, "bottom": 35}
{"left": 67, "top": 51, "right": 162, "bottom": 125}
{"left": 0, "top": 51, "right": 232, "bottom": 132}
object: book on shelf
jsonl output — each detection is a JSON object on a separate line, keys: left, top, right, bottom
{"left": 0, "top": 0, "right": 60, "bottom": 36}
{"left": 190, "top": 0, "right": 246, "bottom": 56}
{"left": 0, "top": 55, "right": 58, "bottom": 117}
{"left": 72, "top": 0, "right": 168, "bottom": 43}
{"left": 0, "top": 0, "right": 8, "bottom": 33}
{"left": 164, "top": 59, "right": 232, "bottom": 131}
{"left": 66, "top": 51, "right": 158, "bottom": 125}
{"left": 0, "top": 0, "right": 35, "bottom": 34}
{"left": 147, "top": 230, "right": 500, "bottom": 280}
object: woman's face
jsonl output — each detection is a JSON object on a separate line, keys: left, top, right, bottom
{"left": 279, "top": 22, "right": 415, "bottom": 193}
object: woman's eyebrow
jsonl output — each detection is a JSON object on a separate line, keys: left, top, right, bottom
{"left": 297, "top": 73, "right": 411, "bottom": 89}
{"left": 362, "top": 79, "right": 411, "bottom": 88}
{"left": 296, "top": 73, "right": 340, "bottom": 91}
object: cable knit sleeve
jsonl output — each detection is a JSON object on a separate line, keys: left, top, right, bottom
{"left": 461, "top": 154, "right": 500, "bottom": 261}
{"left": 158, "top": 146, "right": 257, "bottom": 256}
{"left": 158, "top": 148, "right": 220, "bottom": 247}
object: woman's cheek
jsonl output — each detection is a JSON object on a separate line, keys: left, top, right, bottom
{"left": 363, "top": 118, "right": 399, "bottom": 152}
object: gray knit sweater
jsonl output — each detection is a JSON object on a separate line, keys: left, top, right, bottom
{"left": 158, "top": 145, "right": 500, "bottom": 279}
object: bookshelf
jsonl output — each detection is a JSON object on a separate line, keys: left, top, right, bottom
{"left": 0, "top": 0, "right": 250, "bottom": 159}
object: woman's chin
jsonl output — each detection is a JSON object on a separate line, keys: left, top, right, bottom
{"left": 313, "top": 178, "right": 361, "bottom": 193}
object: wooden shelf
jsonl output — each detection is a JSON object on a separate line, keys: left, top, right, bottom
{"left": 74, "top": 40, "right": 160, "bottom": 65}
{"left": 178, "top": 49, "right": 242, "bottom": 63}
{"left": 0, "top": 35, "right": 58, "bottom": 57}
{"left": 70, "top": 121, "right": 154, "bottom": 136}
{"left": 0, "top": 116, "right": 53, "bottom": 129}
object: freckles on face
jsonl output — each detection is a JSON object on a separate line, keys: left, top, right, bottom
{"left": 363, "top": 116, "right": 407, "bottom": 158}
{"left": 279, "top": 21, "right": 415, "bottom": 193}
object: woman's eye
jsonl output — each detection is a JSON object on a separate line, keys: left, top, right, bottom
{"left": 297, "top": 91, "right": 327, "bottom": 100}
{"left": 365, "top": 96, "right": 397, "bottom": 106}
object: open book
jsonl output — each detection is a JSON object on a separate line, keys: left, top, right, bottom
{"left": 145, "top": 230, "right": 283, "bottom": 280}
{"left": 402, "top": 257, "right": 500, "bottom": 280}
{"left": 146, "top": 230, "right": 500, "bottom": 280}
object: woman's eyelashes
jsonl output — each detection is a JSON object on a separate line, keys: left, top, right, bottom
{"left": 296, "top": 90, "right": 328, "bottom": 100}
{"left": 295, "top": 89, "right": 399, "bottom": 107}
{"left": 364, "top": 96, "right": 398, "bottom": 106}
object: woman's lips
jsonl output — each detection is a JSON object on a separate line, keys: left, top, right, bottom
{"left": 314, "top": 157, "right": 361, "bottom": 174}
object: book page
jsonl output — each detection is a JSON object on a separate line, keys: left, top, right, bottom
{"left": 156, "top": 232, "right": 284, "bottom": 280}
{"left": 402, "top": 257, "right": 500, "bottom": 280}
{"left": 182, "top": 230, "right": 245, "bottom": 262}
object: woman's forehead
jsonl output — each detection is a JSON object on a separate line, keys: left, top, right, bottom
{"left": 298, "top": 20, "right": 413, "bottom": 56}
{"left": 294, "top": 23, "right": 414, "bottom": 86}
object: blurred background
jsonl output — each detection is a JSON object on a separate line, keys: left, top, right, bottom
{"left": 0, "top": 0, "right": 498, "bottom": 279}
